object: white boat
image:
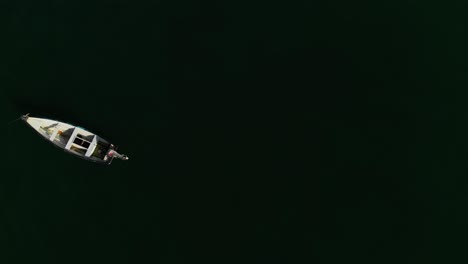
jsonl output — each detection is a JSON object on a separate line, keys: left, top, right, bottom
{"left": 21, "top": 113, "right": 129, "bottom": 165}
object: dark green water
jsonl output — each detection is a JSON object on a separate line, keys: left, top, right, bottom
{"left": 3, "top": 1, "right": 468, "bottom": 263}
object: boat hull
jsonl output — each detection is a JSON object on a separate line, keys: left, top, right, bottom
{"left": 22, "top": 115, "right": 121, "bottom": 165}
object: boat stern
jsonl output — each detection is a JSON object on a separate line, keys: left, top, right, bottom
{"left": 106, "top": 148, "right": 129, "bottom": 161}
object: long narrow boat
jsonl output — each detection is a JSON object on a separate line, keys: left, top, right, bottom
{"left": 21, "top": 113, "right": 129, "bottom": 165}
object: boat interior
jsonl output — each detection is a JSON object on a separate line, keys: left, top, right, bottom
{"left": 28, "top": 117, "right": 112, "bottom": 162}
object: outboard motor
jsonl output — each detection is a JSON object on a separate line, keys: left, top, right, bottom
{"left": 107, "top": 149, "right": 129, "bottom": 161}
